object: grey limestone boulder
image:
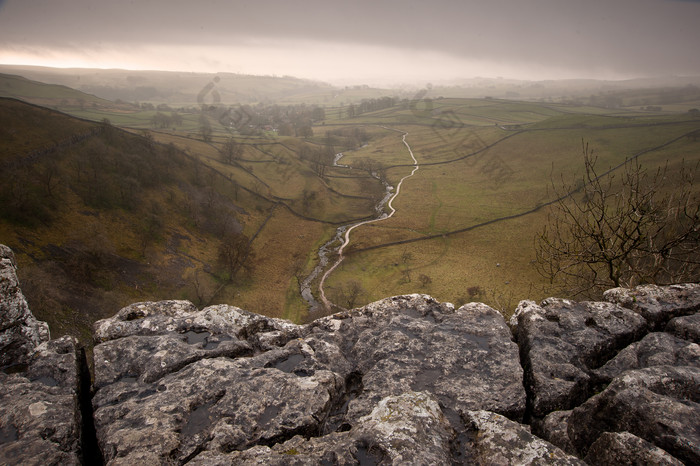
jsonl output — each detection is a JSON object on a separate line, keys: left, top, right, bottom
{"left": 0, "top": 244, "right": 49, "bottom": 369}
{"left": 594, "top": 332, "right": 700, "bottom": 383}
{"left": 532, "top": 409, "right": 577, "bottom": 456}
{"left": 512, "top": 298, "right": 647, "bottom": 417}
{"left": 666, "top": 313, "right": 700, "bottom": 343}
{"left": 0, "top": 245, "right": 82, "bottom": 465}
{"left": 190, "top": 391, "right": 454, "bottom": 465}
{"left": 0, "top": 336, "right": 83, "bottom": 465}
{"left": 604, "top": 283, "right": 700, "bottom": 330}
{"left": 584, "top": 431, "right": 684, "bottom": 466}
{"left": 92, "top": 301, "right": 335, "bottom": 464}
{"left": 463, "top": 410, "right": 584, "bottom": 465}
{"left": 332, "top": 298, "right": 526, "bottom": 423}
{"left": 568, "top": 365, "right": 700, "bottom": 464}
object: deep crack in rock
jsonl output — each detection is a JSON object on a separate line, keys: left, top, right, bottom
{"left": 2, "top": 242, "right": 700, "bottom": 465}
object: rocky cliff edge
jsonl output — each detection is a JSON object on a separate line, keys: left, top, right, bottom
{"left": 1, "top": 244, "right": 699, "bottom": 465}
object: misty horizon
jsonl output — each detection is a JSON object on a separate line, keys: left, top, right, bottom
{"left": 2, "top": 0, "right": 700, "bottom": 87}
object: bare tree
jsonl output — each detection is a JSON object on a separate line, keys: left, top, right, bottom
{"left": 221, "top": 138, "right": 243, "bottom": 164}
{"left": 199, "top": 115, "right": 212, "bottom": 142}
{"left": 418, "top": 274, "right": 432, "bottom": 288}
{"left": 535, "top": 141, "right": 700, "bottom": 298}
{"left": 218, "top": 232, "right": 254, "bottom": 281}
{"left": 335, "top": 280, "right": 365, "bottom": 309}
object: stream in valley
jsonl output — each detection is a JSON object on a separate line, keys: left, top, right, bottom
{"left": 300, "top": 130, "right": 419, "bottom": 316}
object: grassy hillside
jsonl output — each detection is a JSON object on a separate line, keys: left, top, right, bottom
{"left": 0, "top": 97, "right": 383, "bottom": 344}
{"left": 0, "top": 99, "right": 234, "bottom": 340}
{"left": 316, "top": 99, "right": 700, "bottom": 313}
{"left": 3, "top": 75, "right": 699, "bottom": 344}
{"left": 0, "top": 73, "right": 132, "bottom": 112}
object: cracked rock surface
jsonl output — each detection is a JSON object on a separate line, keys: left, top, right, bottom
{"left": 568, "top": 365, "right": 700, "bottom": 464}
{"left": 511, "top": 298, "right": 647, "bottom": 417}
{"left": 2, "top": 244, "right": 700, "bottom": 464}
{"left": 91, "top": 295, "right": 528, "bottom": 464}
{"left": 463, "top": 410, "right": 583, "bottom": 465}
{"left": 192, "top": 391, "right": 456, "bottom": 465}
{"left": 1, "top": 245, "right": 85, "bottom": 465}
{"left": 0, "top": 336, "right": 83, "bottom": 465}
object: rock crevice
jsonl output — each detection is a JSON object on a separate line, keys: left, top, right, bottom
{"left": 1, "top": 244, "right": 699, "bottom": 464}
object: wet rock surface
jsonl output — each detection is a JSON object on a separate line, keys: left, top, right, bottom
{"left": 2, "top": 243, "right": 700, "bottom": 465}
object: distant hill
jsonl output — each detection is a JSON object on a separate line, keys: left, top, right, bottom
{"left": 430, "top": 76, "right": 700, "bottom": 107}
{"left": 3, "top": 64, "right": 700, "bottom": 108}
{"left": 0, "top": 72, "right": 137, "bottom": 112}
{"left": 0, "top": 65, "right": 335, "bottom": 106}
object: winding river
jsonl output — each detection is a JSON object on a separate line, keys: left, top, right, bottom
{"left": 300, "top": 129, "right": 419, "bottom": 315}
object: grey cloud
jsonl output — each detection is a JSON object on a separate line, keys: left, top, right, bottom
{"left": 1, "top": 0, "right": 699, "bottom": 79}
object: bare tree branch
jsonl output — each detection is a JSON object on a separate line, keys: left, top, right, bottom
{"left": 535, "top": 141, "right": 700, "bottom": 298}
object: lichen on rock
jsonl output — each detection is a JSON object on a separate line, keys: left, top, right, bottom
{"left": 1, "top": 243, "right": 700, "bottom": 465}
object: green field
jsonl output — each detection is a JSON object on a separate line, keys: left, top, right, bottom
{"left": 314, "top": 102, "right": 700, "bottom": 315}
{"left": 2, "top": 75, "right": 699, "bottom": 341}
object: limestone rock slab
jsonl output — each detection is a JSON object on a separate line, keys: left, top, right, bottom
{"left": 513, "top": 298, "right": 647, "bottom": 417}
{"left": 584, "top": 431, "right": 684, "bottom": 466}
{"left": 604, "top": 283, "right": 700, "bottom": 330}
{"left": 330, "top": 297, "right": 526, "bottom": 422}
{"left": 594, "top": 332, "right": 700, "bottom": 383}
{"left": 189, "top": 391, "right": 454, "bottom": 465}
{"left": 568, "top": 365, "right": 700, "bottom": 464}
{"left": 463, "top": 410, "right": 584, "bottom": 465}
{"left": 0, "top": 336, "right": 82, "bottom": 465}
{"left": 666, "top": 313, "right": 700, "bottom": 343}
{"left": 0, "top": 244, "right": 49, "bottom": 369}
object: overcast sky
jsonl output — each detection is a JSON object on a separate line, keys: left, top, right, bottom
{"left": 1, "top": 0, "right": 699, "bottom": 86}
